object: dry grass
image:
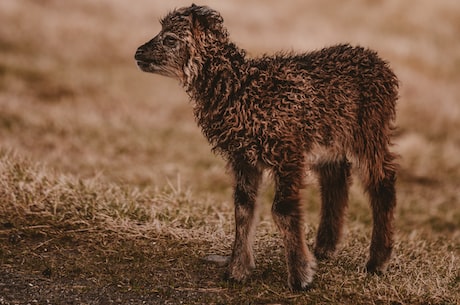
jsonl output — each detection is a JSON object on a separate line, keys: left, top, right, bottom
{"left": 1, "top": 151, "right": 458, "bottom": 304}
{"left": 0, "top": 0, "right": 459, "bottom": 304}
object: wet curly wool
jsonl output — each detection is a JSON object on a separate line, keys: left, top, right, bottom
{"left": 135, "top": 4, "right": 399, "bottom": 291}
{"left": 192, "top": 46, "right": 398, "bottom": 172}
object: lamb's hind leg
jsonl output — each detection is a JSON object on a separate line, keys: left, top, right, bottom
{"left": 226, "top": 162, "right": 262, "bottom": 282}
{"left": 313, "top": 158, "right": 351, "bottom": 260}
{"left": 364, "top": 152, "right": 397, "bottom": 274}
{"left": 272, "top": 164, "right": 316, "bottom": 291}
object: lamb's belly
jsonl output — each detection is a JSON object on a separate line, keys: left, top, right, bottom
{"left": 306, "top": 142, "right": 348, "bottom": 166}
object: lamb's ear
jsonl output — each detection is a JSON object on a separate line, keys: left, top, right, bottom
{"left": 189, "top": 5, "right": 228, "bottom": 42}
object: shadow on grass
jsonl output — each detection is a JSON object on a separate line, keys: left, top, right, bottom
{"left": 2, "top": 221, "right": 458, "bottom": 305}
{"left": 0, "top": 224, "right": 296, "bottom": 304}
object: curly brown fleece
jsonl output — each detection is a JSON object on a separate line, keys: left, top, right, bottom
{"left": 135, "top": 4, "right": 399, "bottom": 291}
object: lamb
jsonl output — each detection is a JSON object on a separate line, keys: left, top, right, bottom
{"left": 134, "top": 4, "right": 399, "bottom": 291}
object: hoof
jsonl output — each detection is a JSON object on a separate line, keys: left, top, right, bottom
{"left": 224, "top": 259, "right": 255, "bottom": 284}
{"left": 288, "top": 260, "right": 316, "bottom": 292}
{"left": 365, "top": 260, "right": 387, "bottom": 275}
{"left": 289, "top": 279, "right": 314, "bottom": 292}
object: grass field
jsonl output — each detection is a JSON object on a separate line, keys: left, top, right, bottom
{"left": 0, "top": 0, "right": 459, "bottom": 304}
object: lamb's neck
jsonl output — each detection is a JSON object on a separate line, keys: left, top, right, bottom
{"left": 186, "top": 42, "right": 247, "bottom": 108}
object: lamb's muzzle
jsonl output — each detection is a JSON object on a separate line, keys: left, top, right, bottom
{"left": 135, "top": 37, "right": 160, "bottom": 73}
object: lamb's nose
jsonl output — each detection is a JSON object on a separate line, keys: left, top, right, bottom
{"left": 134, "top": 48, "right": 145, "bottom": 60}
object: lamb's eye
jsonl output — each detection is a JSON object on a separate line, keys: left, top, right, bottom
{"left": 162, "top": 36, "right": 177, "bottom": 48}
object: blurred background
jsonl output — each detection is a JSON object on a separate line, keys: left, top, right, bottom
{"left": 1, "top": 0, "right": 459, "bottom": 233}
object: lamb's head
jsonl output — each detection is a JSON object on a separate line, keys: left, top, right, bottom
{"left": 134, "top": 4, "right": 228, "bottom": 85}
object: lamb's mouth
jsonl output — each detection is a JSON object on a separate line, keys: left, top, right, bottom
{"left": 136, "top": 60, "right": 158, "bottom": 73}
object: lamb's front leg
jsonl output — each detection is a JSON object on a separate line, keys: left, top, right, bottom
{"left": 272, "top": 166, "right": 316, "bottom": 291}
{"left": 226, "top": 162, "right": 262, "bottom": 282}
